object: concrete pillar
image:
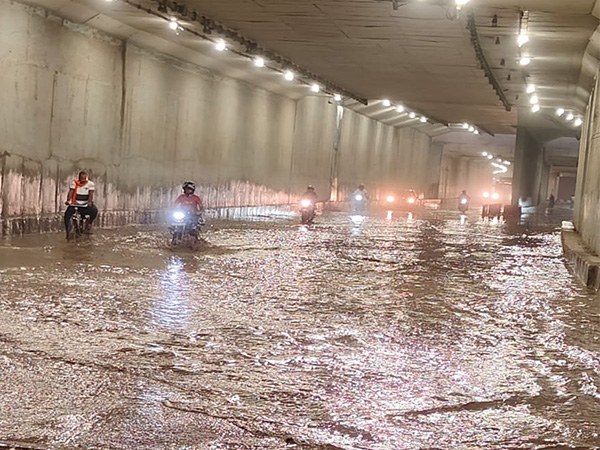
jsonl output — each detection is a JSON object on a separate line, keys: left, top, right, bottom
{"left": 512, "top": 126, "right": 543, "bottom": 205}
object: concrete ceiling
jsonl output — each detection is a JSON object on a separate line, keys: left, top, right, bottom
{"left": 19, "top": 0, "right": 599, "bottom": 138}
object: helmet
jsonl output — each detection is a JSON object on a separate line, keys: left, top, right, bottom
{"left": 358, "top": 184, "right": 365, "bottom": 190}
{"left": 182, "top": 181, "right": 196, "bottom": 192}
{"left": 307, "top": 185, "right": 315, "bottom": 191}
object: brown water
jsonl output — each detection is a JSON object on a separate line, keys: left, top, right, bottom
{"left": 0, "top": 211, "right": 598, "bottom": 450}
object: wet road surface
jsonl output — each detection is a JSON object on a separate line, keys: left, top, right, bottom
{"left": 0, "top": 210, "right": 599, "bottom": 450}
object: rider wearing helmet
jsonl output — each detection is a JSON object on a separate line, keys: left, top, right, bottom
{"left": 352, "top": 184, "right": 368, "bottom": 200}
{"left": 303, "top": 185, "right": 318, "bottom": 203}
{"left": 175, "top": 181, "right": 204, "bottom": 213}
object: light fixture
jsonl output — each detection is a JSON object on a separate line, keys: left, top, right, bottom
{"left": 482, "top": 152, "right": 488, "bottom": 156}
{"left": 462, "top": 123, "right": 469, "bottom": 129}
{"left": 574, "top": 118, "right": 583, "bottom": 127}
{"left": 420, "top": 116, "right": 427, "bottom": 123}
{"left": 396, "top": 105, "right": 404, "bottom": 113}
{"left": 455, "top": 0, "right": 470, "bottom": 9}
{"left": 409, "top": 112, "right": 416, "bottom": 119}
{"left": 517, "top": 33, "right": 530, "bottom": 48}
{"left": 566, "top": 113, "right": 574, "bottom": 121}
{"left": 519, "top": 57, "right": 531, "bottom": 66}
{"left": 215, "top": 40, "right": 227, "bottom": 51}
{"left": 253, "top": 57, "right": 265, "bottom": 67}
{"left": 474, "top": 130, "right": 480, "bottom": 135}
{"left": 526, "top": 85, "right": 536, "bottom": 94}
{"left": 487, "top": 154, "right": 494, "bottom": 160}
{"left": 468, "top": 126, "right": 474, "bottom": 132}
{"left": 504, "top": 161, "right": 511, "bottom": 165}
{"left": 284, "top": 70, "right": 294, "bottom": 81}
{"left": 530, "top": 95, "right": 539, "bottom": 104}
{"left": 532, "top": 104, "right": 540, "bottom": 113}
{"left": 311, "top": 83, "right": 320, "bottom": 93}
{"left": 382, "top": 99, "right": 391, "bottom": 107}
{"left": 556, "top": 108, "right": 565, "bottom": 116}
{"left": 168, "top": 18, "right": 179, "bottom": 30}
{"left": 333, "top": 94, "right": 342, "bottom": 102}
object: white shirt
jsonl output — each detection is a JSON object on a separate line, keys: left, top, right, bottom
{"left": 70, "top": 180, "right": 95, "bottom": 206}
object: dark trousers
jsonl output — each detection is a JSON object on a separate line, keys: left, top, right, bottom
{"left": 64, "top": 205, "right": 98, "bottom": 231}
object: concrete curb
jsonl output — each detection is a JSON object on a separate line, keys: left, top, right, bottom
{"left": 561, "top": 230, "right": 600, "bottom": 291}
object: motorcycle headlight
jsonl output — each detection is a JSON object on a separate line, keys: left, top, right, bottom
{"left": 300, "top": 199, "right": 311, "bottom": 207}
{"left": 386, "top": 195, "right": 395, "bottom": 203}
{"left": 173, "top": 211, "right": 186, "bottom": 220}
{"left": 355, "top": 195, "right": 363, "bottom": 201}
{"left": 491, "top": 193, "right": 500, "bottom": 200}
{"left": 461, "top": 199, "right": 468, "bottom": 204}
{"left": 407, "top": 197, "right": 416, "bottom": 204}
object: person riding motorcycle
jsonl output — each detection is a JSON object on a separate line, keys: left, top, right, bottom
{"left": 458, "top": 190, "right": 470, "bottom": 212}
{"left": 351, "top": 184, "right": 368, "bottom": 211}
{"left": 300, "top": 185, "right": 318, "bottom": 224}
{"left": 64, "top": 170, "right": 98, "bottom": 236}
{"left": 302, "top": 185, "right": 318, "bottom": 203}
{"left": 174, "top": 181, "right": 204, "bottom": 228}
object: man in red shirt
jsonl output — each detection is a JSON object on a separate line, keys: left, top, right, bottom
{"left": 175, "top": 181, "right": 204, "bottom": 213}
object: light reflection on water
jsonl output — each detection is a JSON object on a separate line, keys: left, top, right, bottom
{"left": 0, "top": 211, "right": 598, "bottom": 449}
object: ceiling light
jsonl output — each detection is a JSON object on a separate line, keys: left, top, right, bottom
{"left": 530, "top": 95, "right": 539, "bottom": 104}
{"left": 574, "top": 118, "right": 583, "bottom": 127}
{"left": 409, "top": 112, "right": 416, "bottom": 119}
{"left": 253, "top": 57, "right": 265, "bottom": 67}
{"left": 168, "top": 19, "right": 179, "bottom": 30}
{"left": 333, "top": 94, "right": 342, "bottom": 102}
{"left": 556, "top": 108, "right": 565, "bottom": 116}
{"left": 526, "top": 85, "right": 536, "bottom": 94}
{"left": 468, "top": 126, "right": 474, "bottom": 132}
{"left": 474, "top": 130, "right": 480, "bottom": 135}
{"left": 519, "top": 57, "right": 531, "bottom": 66}
{"left": 420, "top": 116, "right": 427, "bottom": 123}
{"left": 504, "top": 161, "right": 511, "bottom": 165}
{"left": 284, "top": 70, "right": 294, "bottom": 81}
{"left": 311, "top": 83, "right": 320, "bottom": 93}
{"left": 455, "top": 0, "right": 470, "bottom": 9}
{"left": 532, "top": 104, "right": 540, "bottom": 113}
{"left": 215, "top": 40, "right": 227, "bottom": 51}
{"left": 487, "top": 154, "right": 493, "bottom": 160}
{"left": 396, "top": 105, "right": 404, "bottom": 113}
{"left": 383, "top": 99, "right": 391, "bottom": 107}
{"left": 482, "top": 152, "right": 488, "bottom": 156}
{"left": 566, "top": 113, "right": 574, "bottom": 121}
{"left": 462, "top": 123, "right": 469, "bottom": 129}
{"left": 517, "top": 33, "right": 530, "bottom": 48}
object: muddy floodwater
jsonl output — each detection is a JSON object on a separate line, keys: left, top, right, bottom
{"left": 0, "top": 210, "right": 598, "bottom": 450}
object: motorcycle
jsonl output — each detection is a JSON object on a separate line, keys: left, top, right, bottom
{"left": 300, "top": 198, "right": 316, "bottom": 225}
{"left": 66, "top": 204, "right": 90, "bottom": 241}
{"left": 458, "top": 197, "right": 469, "bottom": 213}
{"left": 352, "top": 193, "right": 367, "bottom": 212}
{"left": 168, "top": 209, "right": 204, "bottom": 249}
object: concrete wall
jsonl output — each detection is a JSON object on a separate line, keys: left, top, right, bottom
{"left": 574, "top": 66, "right": 600, "bottom": 255}
{"left": 0, "top": 0, "right": 432, "bottom": 235}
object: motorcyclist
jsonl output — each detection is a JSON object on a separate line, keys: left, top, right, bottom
{"left": 352, "top": 184, "right": 368, "bottom": 201}
{"left": 174, "top": 181, "right": 204, "bottom": 228}
{"left": 302, "top": 185, "right": 318, "bottom": 203}
{"left": 458, "top": 190, "right": 470, "bottom": 211}
{"left": 64, "top": 170, "right": 98, "bottom": 236}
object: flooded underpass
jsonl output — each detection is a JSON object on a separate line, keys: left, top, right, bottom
{"left": 0, "top": 211, "right": 598, "bottom": 450}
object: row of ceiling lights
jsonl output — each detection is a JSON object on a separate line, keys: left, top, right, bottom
{"left": 516, "top": 12, "right": 583, "bottom": 127}
{"left": 380, "top": 99, "right": 430, "bottom": 124}
{"left": 166, "top": 18, "right": 347, "bottom": 102}
{"left": 481, "top": 151, "right": 510, "bottom": 175}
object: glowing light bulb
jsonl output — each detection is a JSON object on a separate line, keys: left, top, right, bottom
{"left": 566, "top": 113, "right": 574, "bottom": 121}
{"left": 396, "top": 105, "right": 404, "bottom": 113}
{"left": 574, "top": 118, "right": 583, "bottom": 127}
{"left": 487, "top": 154, "right": 493, "bottom": 160}
{"left": 311, "top": 83, "right": 320, "bottom": 93}
{"left": 482, "top": 152, "right": 488, "bottom": 156}
{"left": 382, "top": 99, "right": 391, "bottom": 107}
{"left": 215, "top": 40, "right": 226, "bottom": 51}
{"left": 474, "top": 130, "right": 480, "bottom": 135}
{"left": 468, "top": 126, "right": 474, "bottom": 132}
{"left": 284, "top": 70, "right": 294, "bottom": 81}
{"left": 532, "top": 104, "right": 540, "bottom": 113}
{"left": 530, "top": 95, "right": 539, "bottom": 104}
{"left": 168, "top": 19, "right": 179, "bottom": 30}
{"left": 556, "top": 108, "right": 565, "bottom": 116}
{"left": 526, "top": 85, "right": 536, "bottom": 94}
{"left": 409, "top": 112, "right": 416, "bottom": 119}
{"left": 254, "top": 57, "right": 265, "bottom": 67}
{"left": 420, "top": 116, "right": 427, "bottom": 123}
{"left": 519, "top": 57, "right": 531, "bottom": 66}
{"left": 462, "top": 123, "right": 469, "bottom": 129}
{"left": 333, "top": 94, "right": 342, "bottom": 102}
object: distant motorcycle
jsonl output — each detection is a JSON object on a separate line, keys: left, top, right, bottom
{"left": 458, "top": 197, "right": 469, "bottom": 213}
{"left": 66, "top": 204, "right": 90, "bottom": 241}
{"left": 168, "top": 210, "right": 204, "bottom": 249}
{"left": 300, "top": 198, "right": 316, "bottom": 225}
{"left": 352, "top": 193, "right": 367, "bottom": 212}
